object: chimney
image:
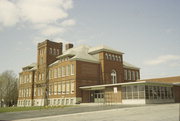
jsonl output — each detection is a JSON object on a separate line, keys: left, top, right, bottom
{"left": 65, "top": 43, "right": 73, "bottom": 50}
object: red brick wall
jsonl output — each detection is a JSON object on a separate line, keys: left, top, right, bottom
{"left": 173, "top": 86, "right": 180, "bottom": 103}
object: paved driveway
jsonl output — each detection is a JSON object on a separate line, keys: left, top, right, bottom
{"left": 0, "top": 104, "right": 144, "bottom": 121}
{"left": 17, "top": 103, "right": 180, "bottom": 121}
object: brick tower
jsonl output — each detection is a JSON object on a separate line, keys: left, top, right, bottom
{"left": 36, "top": 40, "right": 63, "bottom": 106}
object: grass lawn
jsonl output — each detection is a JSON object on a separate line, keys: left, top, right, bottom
{"left": 0, "top": 105, "right": 73, "bottom": 113}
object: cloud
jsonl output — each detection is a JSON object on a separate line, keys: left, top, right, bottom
{"left": 144, "top": 55, "right": 180, "bottom": 65}
{"left": 40, "top": 25, "right": 65, "bottom": 36}
{"left": 0, "top": 0, "right": 20, "bottom": 27}
{"left": 61, "top": 19, "right": 76, "bottom": 27}
{"left": 17, "top": 0, "right": 70, "bottom": 24}
{"left": 0, "top": 0, "right": 75, "bottom": 39}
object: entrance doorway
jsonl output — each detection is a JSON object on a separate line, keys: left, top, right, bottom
{"left": 94, "top": 90, "right": 104, "bottom": 103}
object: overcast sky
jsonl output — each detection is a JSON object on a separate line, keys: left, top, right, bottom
{"left": 0, "top": 0, "right": 180, "bottom": 79}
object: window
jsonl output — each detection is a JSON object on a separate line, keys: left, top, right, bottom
{"left": 71, "top": 64, "right": 74, "bottom": 75}
{"left": 111, "top": 70, "right": 117, "bottom": 84}
{"left": 53, "top": 48, "right": 56, "bottom": 55}
{"left": 54, "top": 99, "right": 57, "bottom": 105}
{"left": 62, "top": 82, "right": 65, "bottom": 94}
{"left": 58, "top": 99, "right": 61, "bottom": 105}
{"left": 66, "top": 82, "right": 70, "bottom": 94}
{"left": 34, "top": 74, "right": 37, "bottom": 82}
{"left": 57, "top": 49, "right": 59, "bottom": 55}
{"left": 112, "top": 55, "right": 115, "bottom": 61}
{"left": 58, "top": 67, "right": 62, "bottom": 77}
{"left": 49, "top": 70, "right": 51, "bottom": 79}
{"left": 133, "top": 86, "right": 138, "bottom": 99}
{"left": 115, "top": 55, "right": 118, "bottom": 61}
{"left": 70, "top": 81, "right": 75, "bottom": 94}
{"left": 62, "top": 66, "right": 65, "bottom": 77}
{"left": 105, "top": 53, "right": 108, "bottom": 60}
{"left": 132, "top": 71, "right": 135, "bottom": 80}
{"left": 68, "top": 65, "right": 71, "bottom": 76}
{"left": 42, "top": 73, "right": 44, "bottom": 81}
{"left": 29, "top": 74, "right": 32, "bottom": 82}
{"left": 136, "top": 71, "right": 139, "bottom": 80}
{"left": 29, "top": 88, "right": 31, "bottom": 97}
{"left": 66, "top": 99, "right": 69, "bottom": 105}
{"left": 49, "top": 85, "right": 53, "bottom": 95}
{"left": 54, "top": 69, "right": 57, "bottom": 78}
{"left": 128, "top": 70, "right": 131, "bottom": 80}
{"left": 34, "top": 87, "right": 36, "bottom": 96}
{"left": 124, "top": 70, "right": 128, "bottom": 80}
{"left": 119, "top": 56, "right": 121, "bottom": 62}
{"left": 54, "top": 83, "right": 57, "bottom": 95}
{"left": 39, "top": 74, "right": 41, "bottom": 81}
{"left": 19, "top": 90, "right": 21, "bottom": 97}
{"left": 58, "top": 83, "right": 61, "bottom": 95}
{"left": 70, "top": 99, "right": 74, "bottom": 105}
{"left": 66, "top": 66, "right": 69, "bottom": 76}
{"left": 49, "top": 48, "right": 52, "bottom": 54}
{"left": 38, "top": 88, "right": 41, "bottom": 96}
{"left": 109, "top": 54, "right": 112, "bottom": 60}
{"left": 40, "top": 57, "right": 43, "bottom": 64}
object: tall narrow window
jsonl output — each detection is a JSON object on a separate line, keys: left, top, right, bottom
{"left": 132, "top": 71, "right": 135, "bottom": 80}
{"left": 58, "top": 82, "right": 61, "bottom": 95}
{"left": 124, "top": 70, "right": 128, "bottom": 80}
{"left": 54, "top": 69, "right": 57, "bottom": 78}
{"left": 57, "top": 49, "right": 59, "bottom": 55}
{"left": 119, "top": 56, "right": 121, "bottom": 62}
{"left": 112, "top": 55, "right": 115, "bottom": 61}
{"left": 68, "top": 65, "right": 71, "bottom": 76}
{"left": 66, "top": 66, "right": 69, "bottom": 76}
{"left": 66, "top": 82, "right": 70, "bottom": 94}
{"left": 62, "top": 82, "right": 65, "bottom": 94}
{"left": 54, "top": 83, "right": 57, "bottom": 95}
{"left": 128, "top": 70, "right": 131, "bottom": 80}
{"left": 42, "top": 73, "right": 44, "bottom": 81}
{"left": 62, "top": 66, "right": 65, "bottom": 77}
{"left": 71, "top": 81, "right": 75, "bottom": 94}
{"left": 136, "top": 71, "right": 139, "bottom": 80}
{"left": 71, "top": 64, "right": 74, "bottom": 75}
{"left": 58, "top": 67, "right": 62, "bottom": 77}
{"left": 53, "top": 48, "right": 56, "bottom": 55}
{"left": 111, "top": 70, "right": 117, "bottom": 84}
{"left": 49, "top": 48, "right": 52, "bottom": 54}
{"left": 105, "top": 53, "right": 108, "bottom": 60}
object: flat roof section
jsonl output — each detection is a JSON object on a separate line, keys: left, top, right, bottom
{"left": 80, "top": 81, "right": 174, "bottom": 90}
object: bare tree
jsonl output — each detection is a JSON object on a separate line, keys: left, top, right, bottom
{"left": 0, "top": 71, "right": 18, "bottom": 107}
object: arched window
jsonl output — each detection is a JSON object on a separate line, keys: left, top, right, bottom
{"left": 111, "top": 70, "right": 117, "bottom": 84}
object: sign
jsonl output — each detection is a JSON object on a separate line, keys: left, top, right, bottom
{"left": 114, "top": 87, "right": 118, "bottom": 93}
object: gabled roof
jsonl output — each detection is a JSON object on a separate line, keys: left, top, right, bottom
{"left": 123, "top": 61, "right": 140, "bottom": 70}
{"left": 52, "top": 45, "right": 100, "bottom": 67}
{"left": 88, "top": 45, "right": 124, "bottom": 55}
